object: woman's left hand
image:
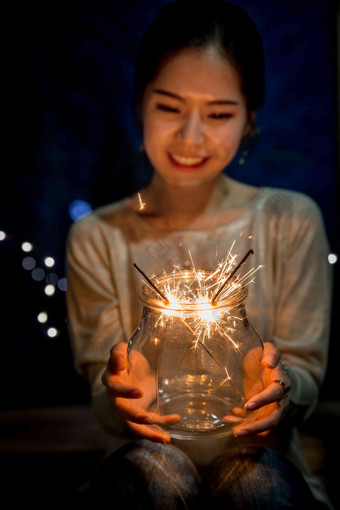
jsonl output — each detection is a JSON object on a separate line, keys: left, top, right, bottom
{"left": 224, "top": 342, "right": 291, "bottom": 437}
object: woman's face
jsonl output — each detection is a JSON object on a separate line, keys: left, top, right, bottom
{"left": 141, "top": 46, "right": 253, "bottom": 189}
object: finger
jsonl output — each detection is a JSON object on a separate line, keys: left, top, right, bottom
{"left": 244, "top": 382, "right": 286, "bottom": 411}
{"left": 221, "top": 406, "right": 245, "bottom": 423}
{"left": 262, "top": 342, "right": 281, "bottom": 369}
{"left": 110, "top": 342, "right": 128, "bottom": 357}
{"left": 115, "top": 399, "right": 154, "bottom": 424}
{"left": 234, "top": 407, "right": 282, "bottom": 437}
{"left": 108, "top": 352, "right": 128, "bottom": 374}
{"left": 116, "top": 399, "right": 181, "bottom": 426}
{"left": 222, "top": 415, "right": 243, "bottom": 424}
{"left": 147, "top": 412, "right": 182, "bottom": 426}
{"left": 230, "top": 407, "right": 245, "bottom": 417}
{"left": 102, "top": 371, "right": 143, "bottom": 398}
{"left": 127, "top": 421, "right": 171, "bottom": 444}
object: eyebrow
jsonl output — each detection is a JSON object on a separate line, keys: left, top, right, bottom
{"left": 152, "top": 89, "right": 239, "bottom": 105}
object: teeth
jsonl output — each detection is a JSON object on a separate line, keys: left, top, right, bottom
{"left": 171, "top": 154, "right": 205, "bottom": 166}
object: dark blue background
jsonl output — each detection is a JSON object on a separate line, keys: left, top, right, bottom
{"left": 3, "top": 0, "right": 339, "bottom": 409}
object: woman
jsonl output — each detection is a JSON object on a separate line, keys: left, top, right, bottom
{"left": 66, "top": 1, "right": 332, "bottom": 508}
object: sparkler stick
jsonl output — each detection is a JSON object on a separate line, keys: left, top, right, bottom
{"left": 211, "top": 249, "right": 254, "bottom": 304}
{"left": 133, "top": 263, "right": 170, "bottom": 304}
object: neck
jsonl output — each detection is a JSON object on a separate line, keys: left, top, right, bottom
{"left": 145, "top": 174, "right": 224, "bottom": 222}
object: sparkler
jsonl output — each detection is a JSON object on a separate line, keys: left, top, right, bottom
{"left": 133, "top": 263, "right": 169, "bottom": 304}
{"left": 211, "top": 249, "right": 254, "bottom": 304}
{"left": 134, "top": 246, "right": 260, "bottom": 348}
{"left": 135, "top": 247, "right": 257, "bottom": 307}
{"left": 138, "top": 192, "right": 146, "bottom": 210}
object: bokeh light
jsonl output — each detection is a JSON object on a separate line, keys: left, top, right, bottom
{"left": 38, "top": 312, "right": 48, "bottom": 323}
{"left": 32, "top": 267, "right": 46, "bottom": 281}
{"left": 44, "top": 256, "right": 55, "bottom": 268}
{"left": 44, "top": 284, "right": 55, "bottom": 296}
{"left": 21, "top": 242, "right": 33, "bottom": 252}
{"left": 0, "top": 231, "right": 6, "bottom": 241}
{"left": 47, "top": 327, "right": 59, "bottom": 338}
{"left": 22, "top": 256, "right": 36, "bottom": 270}
{"left": 46, "top": 273, "right": 59, "bottom": 285}
{"left": 69, "top": 199, "right": 92, "bottom": 221}
{"left": 58, "top": 277, "right": 67, "bottom": 291}
{"left": 328, "top": 253, "right": 338, "bottom": 264}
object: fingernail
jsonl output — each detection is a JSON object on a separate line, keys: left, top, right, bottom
{"left": 140, "top": 416, "right": 153, "bottom": 424}
{"left": 245, "top": 401, "right": 257, "bottom": 411}
{"left": 116, "top": 355, "right": 127, "bottom": 370}
{"left": 235, "top": 429, "right": 249, "bottom": 437}
{"left": 156, "top": 437, "right": 169, "bottom": 444}
{"left": 130, "top": 390, "right": 142, "bottom": 398}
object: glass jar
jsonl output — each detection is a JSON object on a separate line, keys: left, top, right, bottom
{"left": 128, "top": 270, "right": 264, "bottom": 439}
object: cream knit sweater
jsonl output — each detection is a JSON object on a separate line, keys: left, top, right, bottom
{"left": 66, "top": 177, "right": 332, "bottom": 507}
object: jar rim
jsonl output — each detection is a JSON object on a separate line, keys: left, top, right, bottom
{"left": 139, "top": 269, "right": 248, "bottom": 312}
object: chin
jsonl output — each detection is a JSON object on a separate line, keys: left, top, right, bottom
{"left": 166, "top": 175, "right": 208, "bottom": 188}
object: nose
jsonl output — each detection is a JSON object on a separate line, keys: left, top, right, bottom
{"left": 176, "top": 111, "right": 205, "bottom": 145}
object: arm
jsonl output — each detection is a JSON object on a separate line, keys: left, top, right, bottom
{"left": 66, "top": 217, "right": 128, "bottom": 436}
{"left": 233, "top": 194, "right": 332, "bottom": 435}
{"left": 271, "top": 195, "right": 332, "bottom": 422}
{"left": 66, "top": 216, "right": 180, "bottom": 442}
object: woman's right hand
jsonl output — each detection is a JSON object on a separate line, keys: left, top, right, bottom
{"left": 102, "top": 342, "right": 181, "bottom": 443}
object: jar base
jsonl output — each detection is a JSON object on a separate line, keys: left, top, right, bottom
{"left": 160, "top": 392, "right": 243, "bottom": 439}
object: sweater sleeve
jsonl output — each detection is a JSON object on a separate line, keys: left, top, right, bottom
{"left": 271, "top": 194, "right": 332, "bottom": 421}
{"left": 66, "top": 216, "right": 131, "bottom": 437}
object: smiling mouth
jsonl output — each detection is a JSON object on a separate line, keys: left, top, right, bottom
{"left": 169, "top": 153, "right": 209, "bottom": 168}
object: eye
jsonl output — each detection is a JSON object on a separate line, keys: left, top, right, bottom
{"left": 209, "top": 113, "right": 233, "bottom": 120}
{"left": 156, "top": 104, "right": 180, "bottom": 113}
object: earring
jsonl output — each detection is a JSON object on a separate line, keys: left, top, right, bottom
{"left": 238, "top": 149, "right": 248, "bottom": 165}
{"left": 238, "top": 124, "right": 257, "bottom": 165}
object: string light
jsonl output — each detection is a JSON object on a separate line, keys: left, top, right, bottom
{"left": 1, "top": 228, "right": 69, "bottom": 342}
{"left": 22, "top": 256, "right": 36, "bottom": 270}
{"left": 32, "top": 268, "right": 45, "bottom": 281}
{"left": 46, "top": 273, "right": 59, "bottom": 285}
{"left": 38, "top": 311, "right": 48, "bottom": 323}
{"left": 44, "top": 256, "right": 55, "bottom": 268}
{"left": 58, "top": 277, "right": 67, "bottom": 291}
{"left": 21, "top": 242, "right": 34, "bottom": 252}
{"left": 328, "top": 253, "right": 338, "bottom": 265}
{"left": 47, "top": 327, "right": 59, "bottom": 338}
{"left": 44, "top": 284, "right": 56, "bottom": 296}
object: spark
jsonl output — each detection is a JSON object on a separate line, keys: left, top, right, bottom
{"left": 138, "top": 192, "right": 146, "bottom": 210}
{"left": 211, "top": 249, "right": 254, "bottom": 303}
{"left": 134, "top": 244, "right": 262, "bottom": 359}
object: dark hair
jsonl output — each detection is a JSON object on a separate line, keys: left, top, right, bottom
{"left": 135, "top": 0, "right": 265, "bottom": 112}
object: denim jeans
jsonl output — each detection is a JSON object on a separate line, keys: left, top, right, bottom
{"left": 88, "top": 440, "right": 327, "bottom": 509}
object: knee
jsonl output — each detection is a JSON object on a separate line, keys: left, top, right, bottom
{"left": 200, "top": 446, "right": 320, "bottom": 510}
{"left": 89, "top": 440, "right": 199, "bottom": 509}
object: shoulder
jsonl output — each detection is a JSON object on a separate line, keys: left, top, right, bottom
{"left": 256, "top": 187, "right": 324, "bottom": 223}
{"left": 256, "top": 187, "right": 329, "bottom": 256}
{"left": 67, "top": 197, "right": 133, "bottom": 246}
